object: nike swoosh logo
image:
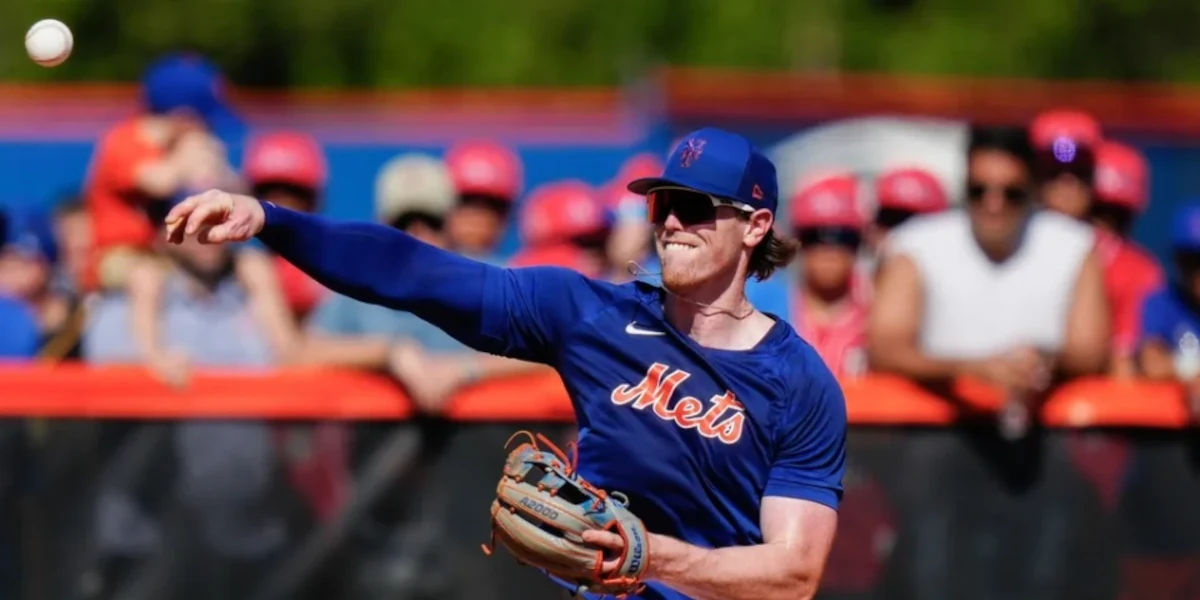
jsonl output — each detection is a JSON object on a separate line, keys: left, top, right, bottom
{"left": 626, "top": 322, "right": 666, "bottom": 336}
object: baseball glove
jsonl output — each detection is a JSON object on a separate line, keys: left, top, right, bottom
{"left": 482, "top": 431, "right": 650, "bottom": 599}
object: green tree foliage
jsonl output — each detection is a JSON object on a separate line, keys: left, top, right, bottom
{"left": 2, "top": 0, "right": 1200, "bottom": 87}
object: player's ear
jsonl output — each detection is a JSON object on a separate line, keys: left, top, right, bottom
{"left": 743, "top": 209, "right": 773, "bottom": 248}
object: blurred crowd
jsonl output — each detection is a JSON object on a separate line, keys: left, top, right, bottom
{"left": 2, "top": 52, "right": 1200, "bottom": 599}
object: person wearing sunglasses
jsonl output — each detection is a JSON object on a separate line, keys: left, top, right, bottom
{"left": 869, "top": 124, "right": 1109, "bottom": 600}
{"left": 164, "top": 126, "right": 847, "bottom": 600}
{"left": 872, "top": 123, "right": 1109, "bottom": 395}
{"left": 785, "top": 173, "right": 869, "bottom": 379}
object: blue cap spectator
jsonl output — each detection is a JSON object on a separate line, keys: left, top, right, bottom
{"left": 3, "top": 209, "right": 56, "bottom": 266}
{"left": 0, "top": 208, "right": 41, "bottom": 359}
{"left": 142, "top": 53, "right": 245, "bottom": 143}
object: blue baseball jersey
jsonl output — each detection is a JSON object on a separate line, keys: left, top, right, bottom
{"left": 256, "top": 204, "right": 847, "bottom": 600}
{"left": 476, "top": 268, "right": 846, "bottom": 599}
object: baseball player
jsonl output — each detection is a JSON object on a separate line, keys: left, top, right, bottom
{"left": 165, "top": 127, "right": 846, "bottom": 600}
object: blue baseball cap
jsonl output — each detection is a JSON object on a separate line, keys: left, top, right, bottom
{"left": 2, "top": 209, "right": 55, "bottom": 264}
{"left": 142, "top": 53, "right": 245, "bottom": 142}
{"left": 1173, "top": 204, "right": 1200, "bottom": 252}
{"left": 627, "top": 127, "right": 779, "bottom": 214}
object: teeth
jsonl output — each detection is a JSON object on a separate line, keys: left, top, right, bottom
{"left": 664, "top": 242, "right": 693, "bottom": 251}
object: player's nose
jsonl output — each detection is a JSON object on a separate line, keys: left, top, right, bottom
{"left": 660, "top": 210, "right": 685, "bottom": 232}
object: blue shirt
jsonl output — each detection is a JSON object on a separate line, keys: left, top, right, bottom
{"left": 308, "top": 293, "right": 467, "bottom": 352}
{"left": 256, "top": 205, "right": 848, "bottom": 600}
{"left": 0, "top": 296, "right": 39, "bottom": 359}
{"left": 1140, "top": 284, "right": 1200, "bottom": 349}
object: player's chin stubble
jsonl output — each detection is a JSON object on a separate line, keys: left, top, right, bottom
{"left": 658, "top": 255, "right": 704, "bottom": 295}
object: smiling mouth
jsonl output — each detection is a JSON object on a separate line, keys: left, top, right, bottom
{"left": 662, "top": 241, "right": 696, "bottom": 252}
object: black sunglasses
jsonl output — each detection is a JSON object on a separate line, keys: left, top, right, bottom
{"left": 647, "top": 187, "right": 754, "bottom": 226}
{"left": 874, "top": 207, "right": 918, "bottom": 230}
{"left": 459, "top": 194, "right": 512, "bottom": 216}
{"left": 966, "top": 181, "right": 1030, "bottom": 205}
{"left": 796, "top": 227, "right": 862, "bottom": 250}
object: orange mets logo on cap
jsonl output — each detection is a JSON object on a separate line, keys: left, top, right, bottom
{"left": 679, "top": 138, "right": 706, "bottom": 168}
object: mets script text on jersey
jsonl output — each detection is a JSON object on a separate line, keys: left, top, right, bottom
{"left": 610, "top": 363, "right": 746, "bottom": 444}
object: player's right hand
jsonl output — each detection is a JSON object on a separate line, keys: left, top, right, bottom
{"left": 165, "top": 189, "right": 265, "bottom": 245}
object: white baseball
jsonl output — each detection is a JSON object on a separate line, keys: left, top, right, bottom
{"left": 25, "top": 19, "right": 73, "bottom": 67}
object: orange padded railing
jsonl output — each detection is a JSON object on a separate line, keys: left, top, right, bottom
{"left": 0, "top": 363, "right": 1188, "bottom": 427}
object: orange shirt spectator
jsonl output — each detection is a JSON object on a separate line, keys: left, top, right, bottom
{"left": 83, "top": 118, "right": 168, "bottom": 290}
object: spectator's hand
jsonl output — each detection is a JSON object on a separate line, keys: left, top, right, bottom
{"left": 166, "top": 190, "right": 265, "bottom": 245}
{"left": 1005, "top": 347, "right": 1054, "bottom": 392}
{"left": 387, "top": 343, "right": 475, "bottom": 413}
{"left": 147, "top": 347, "right": 190, "bottom": 388}
{"left": 969, "top": 347, "right": 1051, "bottom": 394}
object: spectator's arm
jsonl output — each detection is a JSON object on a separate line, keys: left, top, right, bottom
{"left": 301, "top": 334, "right": 393, "bottom": 369}
{"left": 132, "top": 160, "right": 185, "bottom": 200}
{"left": 867, "top": 254, "right": 974, "bottom": 380}
{"left": 1137, "top": 290, "right": 1178, "bottom": 380}
{"left": 1111, "top": 262, "right": 1166, "bottom": 378}
{"left": 236, "top": 251, "right": 401, "bottom": 369}
{"left": 131, "top": 131, "right": 237, "bottom": 199}
{"left": 301, "top": 295, "right": 412, "bottom": 370}
{"left": 235, "top": 249, "right": 304, "bottom": 365}
{"left": 1059, "top": 251, "right": 1111, "bottom": 376}
{"left": 126, "top": 257, "right": 165, "bottom": 362}
{"left": 125, "top": 256, "right": 192, "bottom": 385}
{"left": 1139, "top": 340, "right": 1177, "bottom": 380}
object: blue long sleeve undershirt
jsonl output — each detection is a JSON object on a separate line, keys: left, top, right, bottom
{"left": 255, "top": 202, "right": 500, "bottom": 353}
